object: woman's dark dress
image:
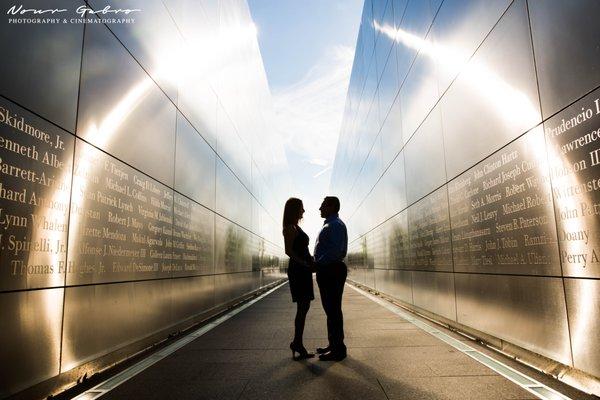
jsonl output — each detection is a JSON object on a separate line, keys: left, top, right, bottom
{"left": 287, "top": 226, "right": 314, "bottom": 302}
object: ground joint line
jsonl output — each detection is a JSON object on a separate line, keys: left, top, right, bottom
{"left": 71, "top": 281, "right": 288, "bottom": 400}
{"left": 347, "top": 283, "right": 572, "bottom": 400}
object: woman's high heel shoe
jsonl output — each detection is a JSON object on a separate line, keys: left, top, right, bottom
{"left": 290, "top": 341, "right": 315, "bottom": 360}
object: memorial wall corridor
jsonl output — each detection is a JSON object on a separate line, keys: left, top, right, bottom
{"left": 0, "top": 1, "right": 289, "bottom": 398}
{"left": 330, "top": 0, "right": 600, "bottom": 389}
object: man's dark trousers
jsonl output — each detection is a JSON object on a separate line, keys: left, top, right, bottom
{"left": 316, "top": 261, "right": 347, "bottom": 353}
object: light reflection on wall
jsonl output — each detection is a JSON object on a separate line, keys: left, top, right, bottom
{"left": 331, "top": 0, "right": 600, "bottom": 387}
{"left": 374, "top": 20, "right": 539, "bottom": 131}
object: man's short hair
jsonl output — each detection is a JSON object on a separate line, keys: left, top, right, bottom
{"left": 325, "top": 196, "right": 341, "bottom": 212}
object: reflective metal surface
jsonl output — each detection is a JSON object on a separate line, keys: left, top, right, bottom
{"left": 174, "top": 112, "right": 216, "bottom": 209}
{"left": 455, "top": 274, "right": 572, "bottom": 365}
{"left": 398, "top": 33, "right": 439, "bottom": 139}
{"left": 0, "top": 98, "right": 74, "bottom": 291}
{"left": 528, "top": 0, "right": 600, "bottom": 118}
{"left": 432, "top": 0, "right": 511, "bottom": 93}
{"left": 386, "top": 210, "right": 410, "bottom": 270}
{"left": 88, "top": 0, "right": 182, "bottom": 102}
{"left": 67, "top": 139, "right": 174, "bottom": 285}
{"left": 382, "top": 149, "right": 407, "bottom": 216}
{"left": 216, "top": 158, "right": 252, "bottom": 230}
{"left": 0, "top": 289, "right": 63, "bottom": 396}
{"left": 564, "top": 278, "right": 600, "bottom": 377}
{"left": 374, "top": 269, "right": 413, "bottom": 304}
{"left": 448, "top": 127, "right": 560, "bottom": 276}
{"left": 0, "top": 0, "right": 83, "bottom": 132}
{"left": 77, "top": 22, "right": 177, "bottom": 187}
{"left": 0, "top": 0, "right": 288, "bottom": 396}
{"left": 60, "top": 280, "right": 173, "bottom": 372}
{"left": 545, "top": 88, "right": 600, "bottom": 279}
{"left": 169, "top": 275, "right": 215, "bottom": 326}
{"left": 215, "top": 215, "right": 247, "bottom": 274}
{"left": 408, "top": 186, "right": 452, "bottom": 271}
{"left": 412, "top": 271, "right": 456, "bottom": 321}
{"left": 404, "top": 106, "right": 446, "bottom": 204}
{"left": 173, "top": 193, "right": 215, "bottom": 277}
{"left": 213, "top": 271, "right": 260, "bottom": 307}
{"left": 334, "top": 0, "right": 600, "bottom": 382}
{"left": 440, "top": 0, "right": 541, "bottom": 179}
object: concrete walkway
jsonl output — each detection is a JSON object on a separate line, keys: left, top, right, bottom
{"left": 99, "top": 282, "right": 583, "bottom": 400}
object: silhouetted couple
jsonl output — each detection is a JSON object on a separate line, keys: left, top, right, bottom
{"left": 282, "top": 196, "right": 348, "bottom": 362}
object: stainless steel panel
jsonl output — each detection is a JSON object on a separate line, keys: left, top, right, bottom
{"left": 174, "top": 112, "right": 216, "bottom": 209}
{"left": 448, "top": 127, "right": 560, "bottom": 276}
{"left": 88, "top": 0, "right": 182, "bottom": 101}
{"left": 215, "top": 215, "right": 247, "bottom": 274}
{"left": 216, "top": 104, "right": 252, "bottom": 188}
{"left": 364, "top": 268, "right": 376, "bottom": 288}
{"left": 440, "top": 0, "right": 541, "bottom": 180}
{"left": 432, "top": 0, "right": 511, "bottom": 93}
{"left": 347, "top": 240, "right": 366, "bottom": 272}
{"left": 213, "top": 271, "right": 257, "bottom": 307}
{"left": 528, "top": 0, "right": 600, "bottom": 118}
{"left": 545, "top": 88, "right": 600, "bottom": 278}
{"left": 249, "top": 233, "right": 262, "bottom": 272}
{"left": 408, "top": 185, "right": 453, "bottom": 272}
{"left": 367, "top": 226, "right": 387, "bottom": 270}
{"left": 173, "top": 193, "right": 215, "bottom": 277}
{"left": 374, "top": 1, "right": 395, "bottom": 96}
{"left": 394, "top": 0, "right": 439, "bottom": 82}
{"left": 0, "top": 0, "right": 83, "bottom": 132}
{"left": 398, "top": 31, "right": 440, "bottom": 139}
{"left": 216, "top": 158, "right": 251, "bottom": 229}
{"left": 0, "top": 288, "right": 63, "bottom": 397}
{"left": 379, "top": 93, "right": 404, "bottom": 169}
{"left": 404, "top": 106, "right": 446, "bottom": 204}
{"left": 77, "top": 23, "right": 176, "bottom": 186}
{"left": 360, "top": 0, "right": 375, "bottom": 74}
{"left": 387, "top": 210, "right": 410, "bottom": 270}
{"left": 412, "top": 270, "right": 456, "bottom": 320}
{"left": 372, "top": 0, "right": 387, "bottom": 24}
{"left": 374, "top": 269, "right": 413, "bottom": 304}
{"left": 67, "top": 140, "right": 174, "bottom": 285}
{"left": 378, "top": 46, "right": 400, "bottom": 132}
{"left": 178, "top": 79, "right": 218, "bottom": 149}
{"left": 61, "top": 280, "right": 173, "bottom": 372}
{"left": 0, "top": 98, "right": 74, "bottom": 291}
{"left": 564, "top": 278, "right": 600, "bottom": 377}
{"left": 455, "top": 274, "right": 572, "bottom": 365}
{"left": 169, "top": 275, "right": 215, "bottom": 326}
{"left": 382, "top": 150, "right": 407, "bottom": 217}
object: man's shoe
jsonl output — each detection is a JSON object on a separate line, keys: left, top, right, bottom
{"left": 318, "top": 350, "right": 347, "bottom": 361}
{"left": 316, "top": 346, "right": 332, "bottom": 354}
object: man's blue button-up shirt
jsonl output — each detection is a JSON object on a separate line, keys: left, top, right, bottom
{"left": 314, "top": 213, "right": 348, "bottom": 264}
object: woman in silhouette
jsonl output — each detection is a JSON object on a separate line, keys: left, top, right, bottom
{"left": 282, "top": 197, "right": 315, "bottom": 360}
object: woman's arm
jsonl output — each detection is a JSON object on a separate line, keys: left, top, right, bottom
{"left": 283, "top": 226, "right": 311, "bottom": 267}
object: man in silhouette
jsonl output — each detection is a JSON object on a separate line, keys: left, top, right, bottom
{"left": 314, "top": 196, "right": 348, "bottom": 361}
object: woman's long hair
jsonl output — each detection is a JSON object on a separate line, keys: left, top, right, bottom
{"left": 283, "top": 197, "right": 303, "bottom": 229}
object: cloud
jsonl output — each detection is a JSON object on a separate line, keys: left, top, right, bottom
{"left": 272, "top": 45, "right": 354, "bottom": 167}
{"left": 313, "top": 165, "right": 332, "bottom": 178}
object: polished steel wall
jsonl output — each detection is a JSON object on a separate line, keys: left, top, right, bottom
{"left": 0, "top": 1, "right": 288, "bottom": 397}
{"left": 331, "top": 0, "right": 600, "bottom": 384}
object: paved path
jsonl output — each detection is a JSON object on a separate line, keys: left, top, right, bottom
{"left": 100, "top": 282, "right": 578, "bottom": 400}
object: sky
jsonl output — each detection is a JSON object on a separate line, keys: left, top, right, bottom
{"left": 248, "top": 0, "right": 363, "bottom": 237}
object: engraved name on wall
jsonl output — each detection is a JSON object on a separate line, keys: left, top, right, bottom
{"left": 408, "top": 187, "right": 453, "bottom": 271}
{"left": 67, "top": 140, "right": 174, "bottom": 284}
{"left": 448, "top": 128, "right": 560, "bottom": 275}
{"left": 0, "top": 99, "right": 74, "bottom": 290}
{"left": 173, "top": 193, "right": 214, "bottom": 277}
{"left": 545, "top": 90, "right": 600, "bottom": 278}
